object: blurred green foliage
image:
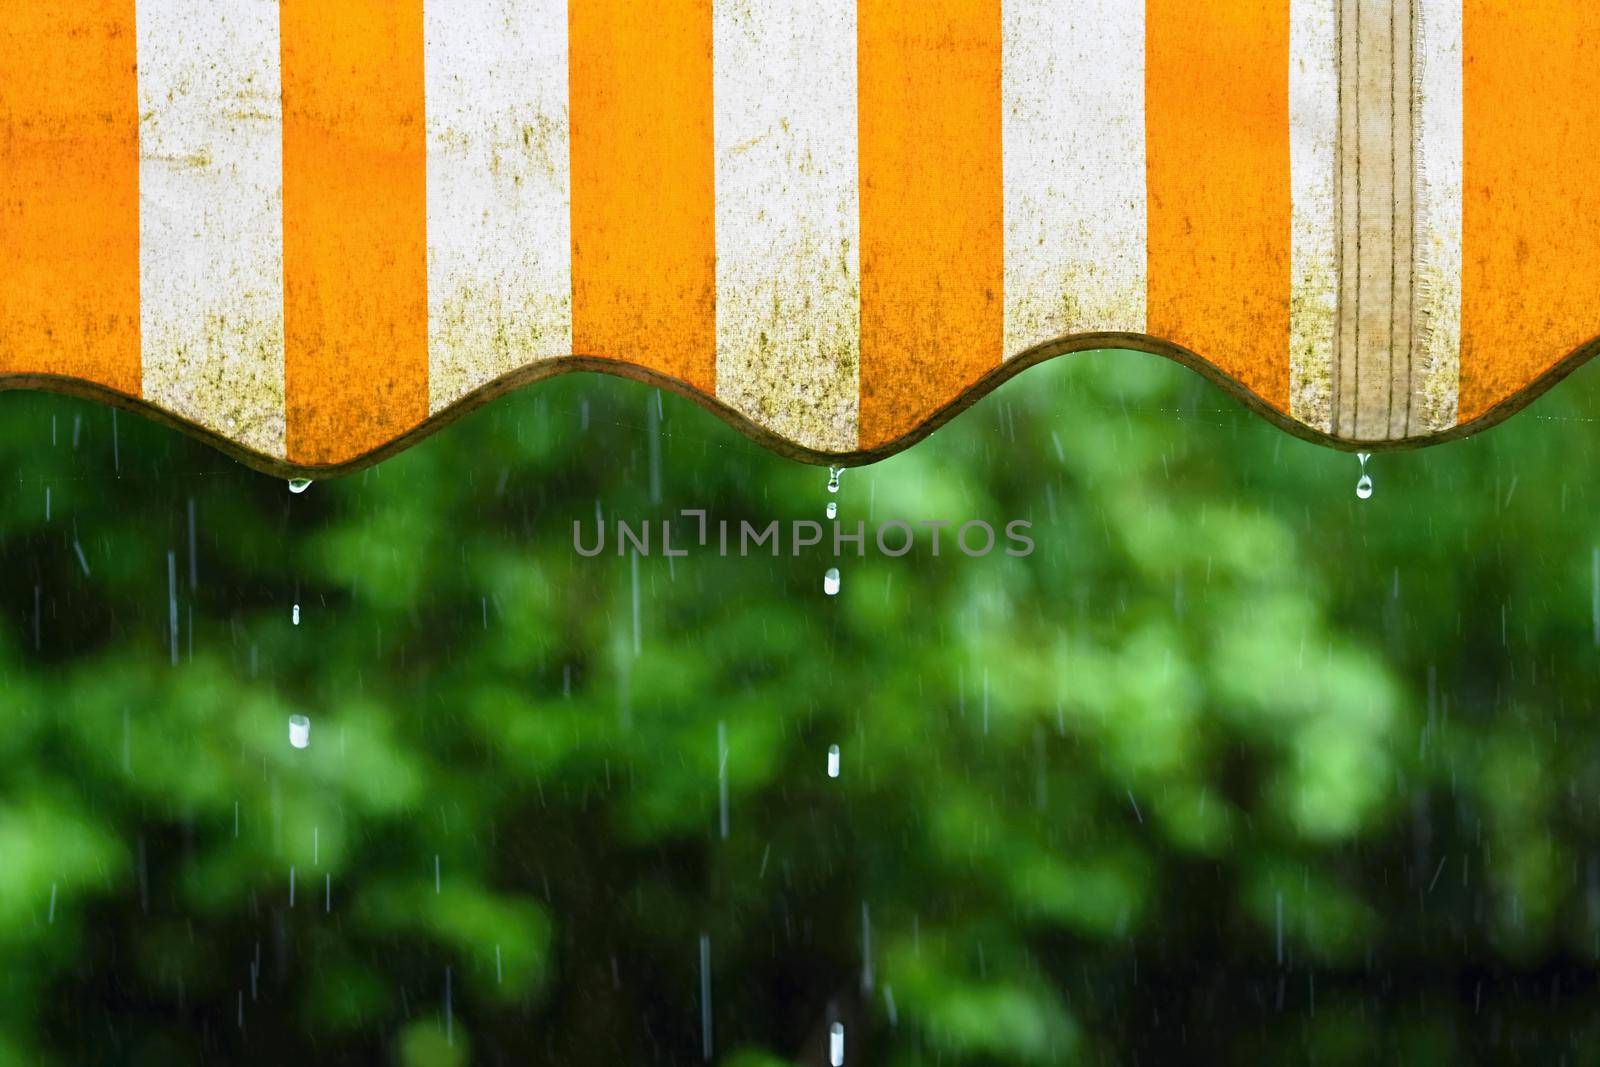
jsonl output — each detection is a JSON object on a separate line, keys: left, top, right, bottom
{"left": 3, "top": 351, "right": 1600, "bottom": 1064}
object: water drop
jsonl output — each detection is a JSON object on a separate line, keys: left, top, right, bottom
{"left": 292, "top": 603, "right": 300, "bottom": 626}
{"left": 699, "top": 933, "right": 714, "bottom": 1061}
{"left": 1355, "top": 452, "right": 1373, "bottom": 500}
{"left": 823, "top": 567, "right": 841, "bottom": 596}
{"left": 829, "top": 1021, "right": 845, "bottom": 1065}
{"left": 826, "top": 465, "right": 842, "bottom": 493}
{"left": 288, "top": 478, "right": 312, "bottom": 494}
{"left": 826, "top": 501, "right": 837, "bottom": 520}
{"left": 288, "top": 714, "right": 311, "bottom": 749}
{"left": 827, "top": 744, "right": 841, "bottom": 778}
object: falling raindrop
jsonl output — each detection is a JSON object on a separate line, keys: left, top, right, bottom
{"left": 699, "top": 933, "right": 714, "bottom": 1062}
{"left": 717, "top": 721, "right": 729, "bottom": 840}
{"left": 824, "top": 471, "right": 843, "bottom": 590}
{"left": 292, "top": 603, "right": 300, "bottom": 626}
{"left": 288, "top": 714, "right": 311, "bottom": 749}
{"left": 860, "top": 901, "right": 874, "bottom": 993}
{"left": 167, "top": 551, "right": 178, "bottom": 667}
{"left": 1592, "top": 546, "right": 1599, "bottom": 647}
{"left": 827, "top": 744, "right": 841, "bottom": 778}
{"left": 288, "top": 478, "right": 312, "bottom": 494}
{"left": 1355, "top": 452, "right": 1373, "bottom": 500}
{"left": 1275, "top": 890, "right": 1284, "bottom": 964}
{"left": 829, "top": 1021, "right": 845, "bottom": 1065}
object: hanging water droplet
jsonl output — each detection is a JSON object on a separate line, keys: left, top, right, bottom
{"left": 826, "top": 501, "right": 837, "bottom": 520}
{"left": 827, "top": 744, "right": 841, "bottom": 778}
{"left": 288, "top": 714, "right": 311, "bottom": 749}
{"left": 292, "top": 603, "right": 300, "bottom": 626}
{"left": 823, "top": 567, "right": 841, "bottom": 596}
{"left": 830, "top": 1022, "right": 845, "bottom": 1065}
{"left": 288, "top": 478, "right": 312, "bottom": 494}
{"left": 1355, "top": 452, "right": 1373, "bottom": 500}
{"left": 826, "top": 465, "right": 842, "bottom": 493}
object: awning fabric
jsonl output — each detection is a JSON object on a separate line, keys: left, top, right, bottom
{"left": 1, "top": 1, "right": 1594, "bottom": 475}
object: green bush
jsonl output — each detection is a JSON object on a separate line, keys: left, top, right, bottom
{"left": 2, "top": 350, "right": 1598, "bottom": 1063}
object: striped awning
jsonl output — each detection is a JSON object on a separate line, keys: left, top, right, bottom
{"left": 1, "top": 1, "right": 1594, "bottom": 476}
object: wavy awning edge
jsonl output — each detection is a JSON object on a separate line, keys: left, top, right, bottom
{"left": 5, "top": 330, "right": 1595, "bottom": 480}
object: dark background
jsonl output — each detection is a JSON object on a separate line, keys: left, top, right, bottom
{"left": 4, "top": 349, "right": 1599, "bottom": 1064}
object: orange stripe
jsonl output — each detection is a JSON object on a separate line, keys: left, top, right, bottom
{"left": 857, "top": 0, "right": 1004, "bottom": 450}
{"left": 1460, "top": 3, "right": 1600, "bottom": 423}
{"left": 568, "top": 0, "right": 716, "bottom": 394}
{"left": 281, "top": 1, "right": 428, "bottom": 466}
{"left": 1146, "top": 0, "right": 1291, "bottom": 413}
{"left": 0, "top": 2, "right": 140, "bottom": 395}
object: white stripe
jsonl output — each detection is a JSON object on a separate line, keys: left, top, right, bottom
{"left": 1412, "top": 0, "right": 1462, "bottom": 432}
{"left": 137, "top": 0, "right": 285, "bottom": 459}
{"left": 1288, "top": 0, "right": 1339, "bottom": 432}
{"left": 1001, "top": 0, "right": 1146, "bottom": 357}
{"left": 713, "top": 0, "right": 860, "bottom": 453}
{"left": 425, "top": 0, "right": 572, "bottom": 413}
